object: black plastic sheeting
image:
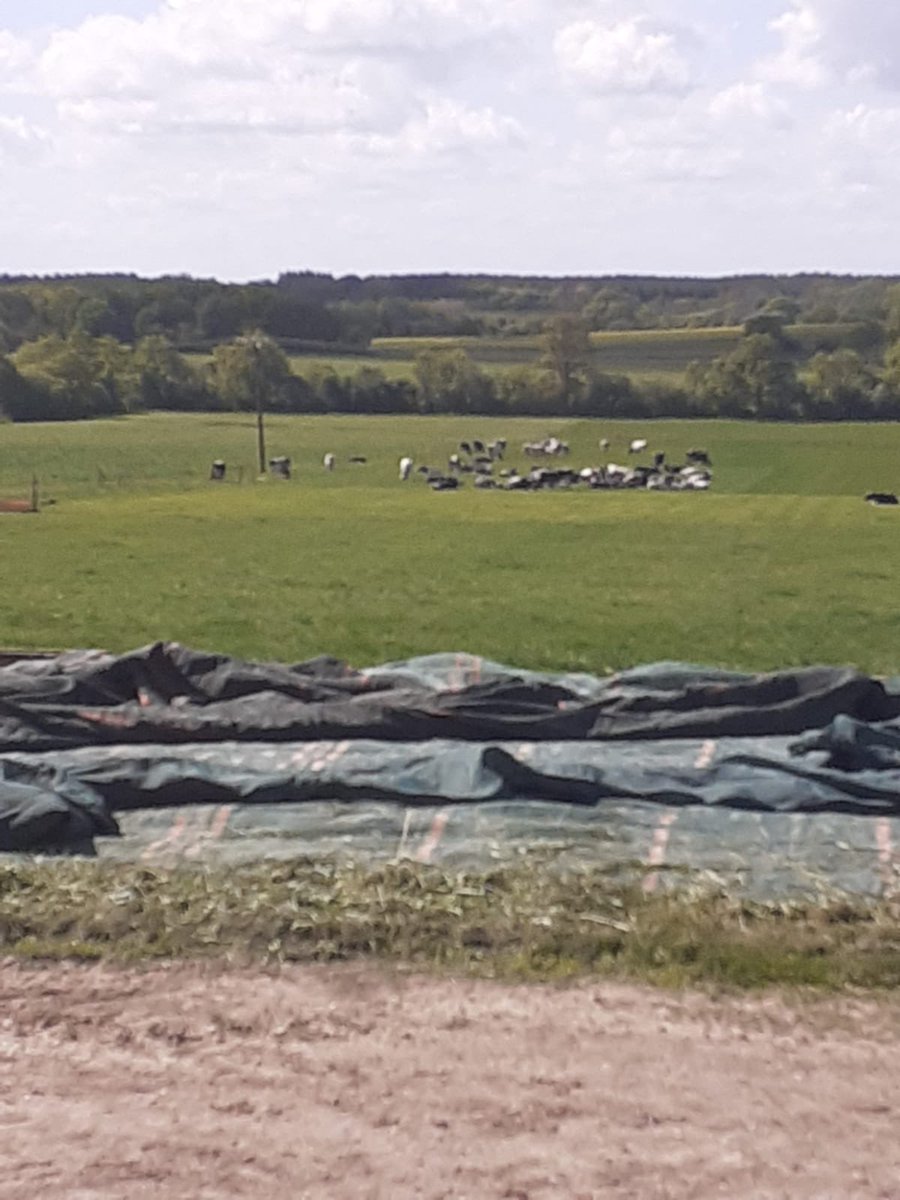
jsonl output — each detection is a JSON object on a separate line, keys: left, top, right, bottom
{"left": 2, "top": 642, "right": 898, "bottom": 749}
{"left": 3, "top": 644, "right": 900, "bottom": 895}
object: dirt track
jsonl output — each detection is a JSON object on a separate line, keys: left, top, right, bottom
{"left": 2, "top": 960, "right": 899, "bottom": 1199}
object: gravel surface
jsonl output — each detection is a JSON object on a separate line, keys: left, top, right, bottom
{"left": 2, "top": 960, "right": 899, "bottom": 1199}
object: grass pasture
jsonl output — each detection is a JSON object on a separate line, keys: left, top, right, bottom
{"left": 288, "top": 324, "right": 851, "bottom": 386}
{"left": 1, "top": 413, "right": 900, "bottom": 674}
{"left": 309, "top": 327, "right": 745, "bottom": 384}
{"left": 377, "top": 327, "right": 746, "bottom": 373}
{"left": 288, "top": 353, "right": 419, "bottom": 382}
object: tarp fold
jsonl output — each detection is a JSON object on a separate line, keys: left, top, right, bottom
{"left": 3, "top": 643, "right": 900, "bottom": 858}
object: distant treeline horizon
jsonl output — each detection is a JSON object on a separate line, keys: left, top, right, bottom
{"left": 2, "top": 269, "right": 900, "bottom": 349}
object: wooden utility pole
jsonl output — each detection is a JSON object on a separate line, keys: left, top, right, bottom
{"left": 256, "top": 390, "right": 266, "bottom": 475}
{"left": 253, "top": 338, "right": 267, "bottom": 475}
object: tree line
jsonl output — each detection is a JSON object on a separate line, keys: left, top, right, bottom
{"left": 4, "top": 271, "right": 900, "bottom": 347}
{"left": 4, "top": 317, "right": 900, "bottom": 424}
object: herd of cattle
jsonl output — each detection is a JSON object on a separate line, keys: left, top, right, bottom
{"left": 391, "top": 436, "right": 714, "bottom": 493}
{"left": 212, "top": 443, "right": 897, "bottom": 504}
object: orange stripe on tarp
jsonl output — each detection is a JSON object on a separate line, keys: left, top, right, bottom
{"left": 451, "top": 654, "right": 465, "bottom": 693}
{"left": 642, "top": 810, "right": 678, "bottom": 894}
{"left": 76, "top": 708, "right": 138, "bottom": 730}
{"left": 184, "top": 804, "right": 234, "bottom": 860}
{"left": 209, "top": 804, "right": 232, "bottom": 839}
{"left": 876, "top": 819, "right": 895, "bottom": 896}
{"left": 415, "top": 810, "right": 449, "bottom": 864}
{"left": 141, "top": 812, "right": 187, "bottom": 861}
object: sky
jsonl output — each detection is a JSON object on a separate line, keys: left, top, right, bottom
{"left": 0, "top": 0, "right": 898, "bottom": 281}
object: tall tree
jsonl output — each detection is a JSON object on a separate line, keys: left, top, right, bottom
{"left": 133, "top": 336, "right": 207, "bottom": 410}
{"left": 884, "top": 284, "right": 900, "bottom": 343}
{"left": 688, "top": 334, "right": 806, "bottom": 420}
{"left": 540, "top": 315, "right": 592, "bottom": 407}
{"left": 210, "top": 332, "right": 292, "bottom": 472}
{"left": 807, "top": 349, "right": 877, "bottom": 419}
{"left": 12, "top": 331, "right": 129, "bottom": 418}
{"left": 0, "top": 354, "right": 34, "bottom": 420}
{"left": 413, "top": 347, "right": 493, "bottom": 413}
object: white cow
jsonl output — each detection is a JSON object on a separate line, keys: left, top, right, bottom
{"left": 323, "top": 452, "right": 335, "bottom": 471}
{"left": 399, "top": 456, "right": 414, "bottom": 481}
{"left": 629, "top": 438, "right": 648, "bottom": 454}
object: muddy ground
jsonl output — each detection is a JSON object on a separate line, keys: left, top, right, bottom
{"left": 1, "top": 960, "right": 898, "bottom": 1199}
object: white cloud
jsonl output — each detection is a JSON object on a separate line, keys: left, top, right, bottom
{"left": 763, "top": 1, "right": 900, "bottom": 90}
{"left": 0, "top": 28, "right": 30, "bottom": 68}
{"left": 555, "top": 17, "right": 696, "bottom": 95}
{"left": 826, "top": 103, "right": 900, "bottom": 150}
{"left": 33, "top": 0, "right": 535, "bottom": 155}
{"left": 0, "top": 0, "right": 899, "bottom": 277}
{"left": 38, "top": 0, "right": 531, "bottom": 100}
{"left": 377, "top": 99, "right": 524, "bottom": 157}
{"left": 708, "top": 82, "right": 792, "bottom": 128}
{"left": 603, "top": 107, "right": 749, "bottom": 184}
{"left": 56, "top": 60, "right": 411, "bottom": 138}
{"left": 820, "top": 103, "right": 900, "bottom": 192}
{"left": 0, "top": 114, "right": 48, "bottom": 166}
{"left": 282, "top": 0, "right": 533, "bottom": 50}
{"left": 761, "top": 5, "right": 825, "bottom": 87}
{"left": 0, "top": 114, "right": 42, "bottom": 143}
{"left": 0, "top": 28, "right": 34, "bottom": 94}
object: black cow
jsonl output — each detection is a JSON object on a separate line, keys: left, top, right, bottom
{"left": 865, "top": 492, "right": 899, "bottom": 506}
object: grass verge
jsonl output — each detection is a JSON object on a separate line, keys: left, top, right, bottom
{"left": 4, "top": 857, "right": 900, "bottom": 990}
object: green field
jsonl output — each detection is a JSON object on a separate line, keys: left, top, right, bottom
{"left": 288, "top": 327, "right": 744, "bottom": 385}
{"left": 284, "top": 324, "right": 850, "bottom": 387}
{"left": 287, "top": 353, "right": 420, "bottom": 382}
{"left": 2, "top": 413, "right": 900, "bottom": 674}
{"left": 376, "top": 327, "right": 745, "bottom": 378}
